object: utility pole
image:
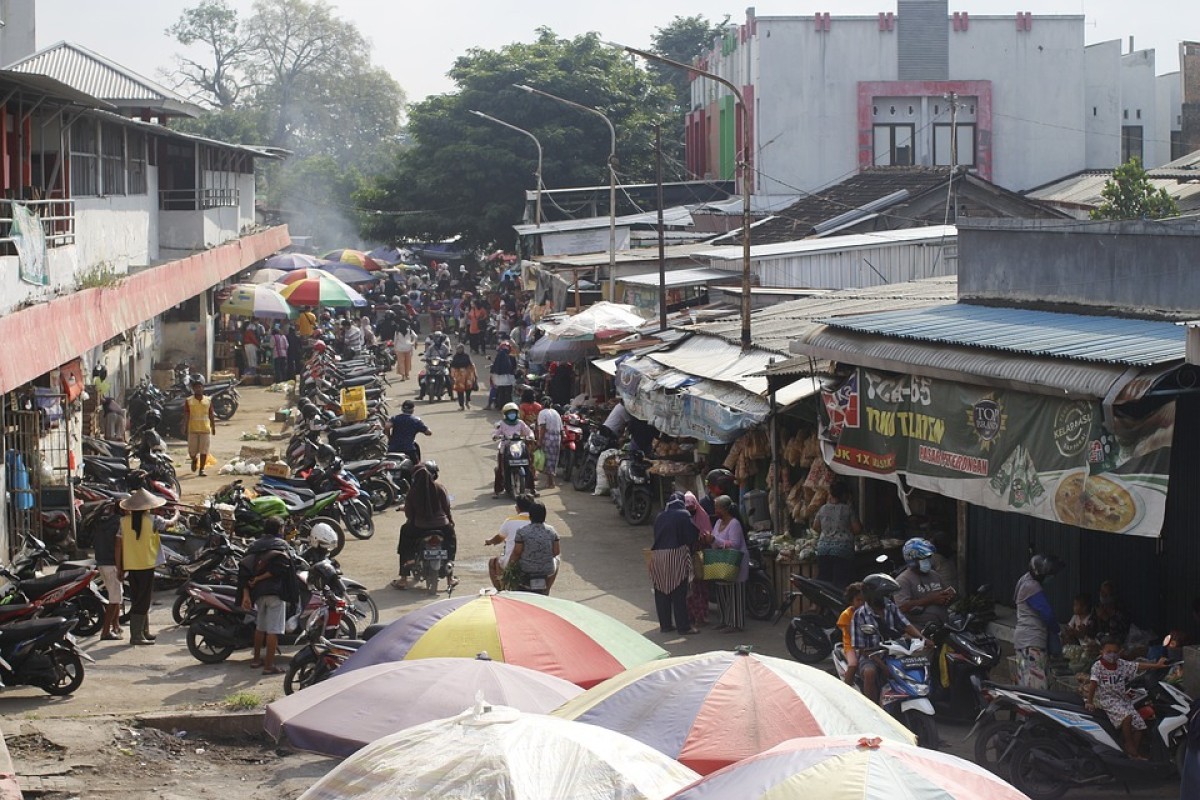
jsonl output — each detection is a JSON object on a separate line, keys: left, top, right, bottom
{"left": 656, "top": 124, "right": 667, "bottom": 331}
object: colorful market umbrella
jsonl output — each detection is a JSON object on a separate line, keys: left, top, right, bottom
{"left": 278, "top": 266, "right": 374, "bottom": 287}
{"left": 298, "top": 703, "right": 700, "bottom": 800}
{"left": 219, "top": 283, "right": 297, "bottom": 319}
{"left": 265, "top": 252, "right": 326, "bottom": 270}
{"left": 264, "top": 656, "right": 583, "bottom": 757}
{"left": 279, "top": 272, "right": 368, "bottom": 308}
{"left": 366, "top": 245, "right": 408, "bottom": 265}
{"left": 338, "top": 590, "right": 668, "bottom": 688}
{"left": 667, "top": 735, "right": 1030, "bottom": 800}
{"left": 553, "top": 648, "right": 914, "bottom": 775}
{"left": 250, "top": 268, "right": 287, "bottom": 284}
{"left": 323, "top": 248, "right": 383, "bottom": 271}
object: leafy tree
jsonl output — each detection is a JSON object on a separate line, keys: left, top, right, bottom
{"left": 165, "top": 0, "right": 250, "bottom": 109}
{"left": 650, "top": 15, "right": 729, "bottom": 115}
{"left": 1091, "top": 158, "right": 1180, "bottom": 220}
{"left": 358, "top": 29, "right": 675, "bottom": 250}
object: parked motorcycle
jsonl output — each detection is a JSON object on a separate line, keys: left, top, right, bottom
{"left": 924, "top": 612, "right": 1002, "bottom": 721}
{"left": 0, "top": 540, "right": 107, "bottom": 637}
{"left": 571, "top": 426, "right": 614, "bottom": 493}
{"left": 214, "top": 481, "right": 346, "bottom": 556}
{"left": 0, "top": 616, "right": 94, "bottom": 695}
{"left": 282, "top": 602, "right": 365, "bottom": 695}
{"left": 778, "top": 573, "right": 846, "bottom": 663}
{"left": 832, "top": 628, "right": 938, "bottom": 748}
{"left": 557, "top": 411, "right": 590, "bottom": 482}
{"left": 612, "top": 449, "right": 653, "bottom": 525}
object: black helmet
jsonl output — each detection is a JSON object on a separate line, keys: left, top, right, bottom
{"left": 299, "top": 402, "right": 318, "bottom": 420}
{"left": 316, "top": 443, "right": 337, "bottom": 464}
{"left": 401, "top": 400, "right": 415, "bottom": 413}
{"left": 144, "top": 409, "right": 162, "bottom": 428}
{"left": 1029, "top": 554, "right": 1063, "bottom": 581}
{"left": 862, "top": 573, "right": 902, "bottom": 605}
{"left": 93, "top": 364, "right": 108, "bottom": 381}
{"left": 422, "top": 460, "right": 439, "bottom": 479}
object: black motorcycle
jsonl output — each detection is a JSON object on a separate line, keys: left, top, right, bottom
{"left": 419, "top": 355, "right": 449, "bottom": 402}
{"left": 498, "top": 434, "right": 533, "bottom": 498}
{"left": 777, "top": 572, "right": 847, "bottom": 663}
{"left": 571, "top": 426, "right": 614, "bottom": 493}
{"left": 0, "top": 616, "right": 93, "bottom": 695}
{"left": 612, "top": 449, "right": 653, "bottom": 525}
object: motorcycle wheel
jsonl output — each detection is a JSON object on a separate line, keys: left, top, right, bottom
{"left": 336, "top": 615, "right": 357, "bottom": 640}
{"left": 557, "top": 450, "right": 574, "bottom": 481}
{"left": 423, "top": 562, "right": 439, "bottom": 594}
{"left": 1008, "top": 739, "right": 1074, "bottom": 800}
{"left": 39, "top": 649, "right": 85, "bottom": 696}
{"left": 72, "top": 594, "right": 106, "bottom": 637}
{"left": 212, "top": 394, "right": 237, "bottom": 421}
{"left": 349, "top": 589, "right": 379, "bottom": 626}
{"left": 572, "top": 459, "right": 595, "bottom": 492}
{"left": 745, "top": 574, "right": 775, "bottom": 621}
{"left": 302, "top": 516, "right": 346, "bottom": 557}
{"left": 171, "top": 593, "right": 196, "bottom": 625}
{"left": 974, "top": 718, "right": 1021, "bottom": 780}
{"left": 283, "top": 649, "right": 317, "bottom": 696}
{"left": 903, "top": 709, "right": 939, "bottom": 749}
{"left": 186, "top": 625, "right": 236, "bottom": 664}
{"left": 625, "top": 488, "right": 653, "bottom": 526}
{"left": 785, "top": 617, "right": 833, "bottom": 663}
{"left": 343, "top": 499, "right": 376, "bottom": 540}
{"left": 364, "top": 478, "right": 397, "bottom": 514}
{"left": 508, "top": 468, "right": 527, "bottom": 499}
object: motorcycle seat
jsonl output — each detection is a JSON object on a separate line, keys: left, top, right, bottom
{"left": 0, "top": 616, "right": 70, "bottom": 640}
{"left": 332, "top": 433, "right": 383, "bottom": 448}
{"left": 336, "top": 375, "right": 380, "bottom": 388}
{"left": 986, "top": 682, "right": 1086, "bottom": 708}
{"left": 261, "top": 475, "right": 309, "bottom": 489}
{"left": 344, "top": 459, "right": 381, "bottom": 474}
{"left": 327, "top": 638, "right": 363, "bottom": 648}
{"left": 193, "top": 584, "right": 239, "bottom": 597}
{"left": 327, "top": 423, "right": 375, "bottom": 439}
{"left": 19, "top": 569, "right": 89, "bottom": 598}
{"left": 85, "top": 455, "right": 129, "bottom": 467}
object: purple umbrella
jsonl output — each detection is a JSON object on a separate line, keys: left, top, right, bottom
{"left": 265, "top": 252, "right": 326, "bottom": 270}
{"left": 366, "top": 245, "right": 406, "bottom": 265}
{"left": 316, "top": 260, "right": 378, "bottom": 285}
{"left": 263, "top": 656, "right": 583, "bottom": 757}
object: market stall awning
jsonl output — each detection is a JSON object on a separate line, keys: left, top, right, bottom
{"left": 619, "top": 267, "right": 733, "bottom": 288}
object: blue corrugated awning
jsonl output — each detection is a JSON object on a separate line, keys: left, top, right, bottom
{"left": 818, "top": 304, "right": 1185, "bottom": 367}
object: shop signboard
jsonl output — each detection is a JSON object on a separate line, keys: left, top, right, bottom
{"left": 818, "top": 367, "right": 1174, "bottom": 537}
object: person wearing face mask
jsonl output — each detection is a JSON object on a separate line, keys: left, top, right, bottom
{"left": 1084, "top": 636, "right": 1167, "bottom": 759}
{"left": 1013, "top": 554, "right": 1064, "bottom": 689}
{"left": 895, "top": 537, "right": 955, "bottom": 629}
{"left": 492, "top": 402, "right": 535, "bottom": 499}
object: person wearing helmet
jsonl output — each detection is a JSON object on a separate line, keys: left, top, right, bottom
{"left": 895, "top": 537, "right": 954, "bottom": 628}
{"left": 424, "top": 331, "right": 451, "bottom": 360}
{"left": 1013, "top": 554, "right": 1064, "bottom": 690}
{"left": 182, "top": 377, "right": 216, "bottom": 476}
{"left": 492, "top": 402, "right": 535, "bottom": 499}
{"left": 700, "top": 467, "right": 737, "bottom": 522}
{"left": 385, "top": 399, "right": 432, "bottom": 463}
{"left": 851, "top": 573, "right": 930, "bottom": 704}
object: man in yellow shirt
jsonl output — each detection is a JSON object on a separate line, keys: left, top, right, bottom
{"left": 296, "top": 305, "right": 318, "bottom": 337}
{"left": 183, "top": 377, "right": 217, "bottom": 476}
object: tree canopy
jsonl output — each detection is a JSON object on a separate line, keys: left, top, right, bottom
{"left": 1091, "top": 158, "right": 1180, "bottom": 221}
{"left": 357, "top": 29, "right": 676, "bottom": 250}
{"left": 649, "top": 15, "right": 729, "bottom": 115}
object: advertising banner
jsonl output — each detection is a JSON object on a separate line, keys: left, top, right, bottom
{"left": 11, "top": 202, "right": 48, "bottom": 286}
{"left": 819, "top": 368, "right": 1174, "bottom": 537}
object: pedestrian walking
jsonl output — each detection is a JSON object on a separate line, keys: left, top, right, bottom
{"left": 393, "top": 320, "right": 417, "bottom": 380}
{"left": 649, "top": 493, "right": 699, "bottom": 635}
{"left": 450, "top": 344, "right": 477, "bottom": 410}
{"left": 92, "top": 506, "right": 123, "bottom": 640}
{"left": 536, "top": 400, "right": 562, "bottom": 489}
{"left": 183, "top": 377, "right": 216, "bottom": 476}
{"left": 270, "top": 325, "right": 290, "bottom": 384}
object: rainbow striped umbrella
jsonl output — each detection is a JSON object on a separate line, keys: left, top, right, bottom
{"left": 338, "top": 591, "right": 668, "bottom": 688}
{"left": 323, "top": 248, "right": 383, "bottom": 271}
{"left": 265, "top": 252, "right": 326, "bottom": 270}
{"left": 668, "top": 735, "right": 1029, "bottom": 800}
{"left": 219, "top": 283, "right": 296, "bottom": 319}
{"left": 278, "top": 264, "right": 374, "bottom": 285}
{"left": 278, "top": 272, "right": 367, "bottom": 308}
{"left": 553, "top": 649, "right": 913, "bottom": 775}
{"left": 250, "top": 268, "right": 287, "bottom": 284}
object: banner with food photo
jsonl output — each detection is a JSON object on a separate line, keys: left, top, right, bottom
{"left": 817, "top": 367, "right": 1174, "bottom": 537}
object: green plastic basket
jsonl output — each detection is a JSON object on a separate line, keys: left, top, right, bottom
{"left": 701, "top": 548, "right": 743, "bottom": 582}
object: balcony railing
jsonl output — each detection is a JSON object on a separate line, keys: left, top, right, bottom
{"left": 0, "top": 198, "right": 76, "bottom": 250}
{"left": 159, "top": 188, "right": 240, "bottom": 211}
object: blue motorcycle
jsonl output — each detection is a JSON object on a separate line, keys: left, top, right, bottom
{"left": 833, "top": 631, "right": 939, "bottom": 748}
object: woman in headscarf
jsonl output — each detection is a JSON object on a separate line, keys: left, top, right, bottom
{"left": 648, "top": 492, "right": 699, "bottom": 636}
{"left": 392, "top": 463, "right": 456, "bottom": 590}
{"left": 490, "top": 343, "right": 517, "bottom": 408}
{"left": 450, "top": 344, "right": 477, "bottom": 410}
{"left": 359, "top": 316, "right": 377, "bottom": 347}
{"left": 684, "top": 491, "right": 713, "bottom": 628}
{"left": 712, "top": 495, "right": 750, "bottom": 633}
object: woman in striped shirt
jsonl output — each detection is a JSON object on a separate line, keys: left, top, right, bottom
{"left": 649, "top": 493, "right": 699, "bottom": 636}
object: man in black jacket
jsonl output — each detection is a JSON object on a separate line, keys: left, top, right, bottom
{"left": 239, "top": 517, "right": 294, "bottom": 675}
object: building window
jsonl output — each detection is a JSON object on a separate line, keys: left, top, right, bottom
{"left": 872, "top": 124, "right": 915, "bottom": 166}
{"left": 933, "top": 124, "right": 976, "bottom": 167}
{"left": 70, "top": 121, "right": 99, "bottom": 197}
{"left": 100, "top": 123, "right": 126, "bottom": 196}
{"left": 127, "top": 132, "right": 147, "bottom": 195}
{"left": 1121, "top": 126, "right": 1144, "bottom": 163}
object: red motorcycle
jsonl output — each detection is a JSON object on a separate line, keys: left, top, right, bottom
{"left": 558, "top": 412, "right": 591, "bottom": 482}
{"left": 0, "top": 538, "right": 106, "bottom": 637}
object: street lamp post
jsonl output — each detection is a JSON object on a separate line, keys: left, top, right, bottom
{"left": 468, "top": 110, "right": 544, "bottom": 226}
{"left": 514, "top": 84, "right": 618, "bottom": 302}
{"left": 611, "top": 43, "right": 754, "bottom": 351}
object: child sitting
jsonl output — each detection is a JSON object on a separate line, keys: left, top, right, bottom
{"left": 837, "top": 582, "right": 865, "bottom": 686}
{"left": 1063, "top": 592, "right": 1095, "bottom": 644}
{"left": 1083, "top": 637, "right": 1167, "bottom": 758}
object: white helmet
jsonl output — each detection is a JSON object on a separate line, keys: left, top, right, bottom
{"left": 308, "top": 522, "right": 338, "bottom": 550}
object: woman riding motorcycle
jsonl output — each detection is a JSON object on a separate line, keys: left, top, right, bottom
{"left": 492, "top": 402, "right": 535, "bottom": 499}
{"left": 392, "top": 462, "right": 455, "bottom": 590}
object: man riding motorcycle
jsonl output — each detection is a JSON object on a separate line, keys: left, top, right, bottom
{"left": 385, "top": 400, "right": 432, "bottom": 463}
{"left": 895, "top": 537, "right": 955, "bottom": 629}
{"left": 850, "top": 573, "right": 932, "bottom": 705}
{"left": 492, "top": 403, "right": 535, "bottom": 499}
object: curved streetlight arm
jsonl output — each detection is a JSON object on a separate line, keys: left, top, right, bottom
{"left": 611, "top": 42, "right": 754, "bottom": 350}
{"left": 514, "top": 84, "right": 618, "bottom": 300}
{"left": 469, "top": 109, "right": 544, "bottom": 225}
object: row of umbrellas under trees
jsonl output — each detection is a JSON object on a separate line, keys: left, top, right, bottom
{"left": 265, "top": 591, "right": 1028, "bottom": 799}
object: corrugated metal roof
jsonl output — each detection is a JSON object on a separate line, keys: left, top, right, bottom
{"left": 705, "top": 225, "right": 956, "bottom": 261}
{"left": 686, "top": 276, "right": 958, "bottom": 354}
{"left": 621, "top": 267, "right": 733, "bottom": 287}
{"left": 536, "top": 243, "right": 717, "bottom": 268}
{"left": 513, "top": 206, "right": 694, "bottom": 235}
{"left": 8, "top": 41, "right": 202, "bottom": 116}
{"left": 819, "top": 304, "right": 1186, "bottom": 367}
{"left": 1027, "top": 170, "right": 1200, "bottom": 212}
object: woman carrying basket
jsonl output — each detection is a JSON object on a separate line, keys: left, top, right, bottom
{"left": 711, "top": 495, "right": 750, "bottom": 633}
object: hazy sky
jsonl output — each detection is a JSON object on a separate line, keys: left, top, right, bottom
{"left": 37, "top": 0, "right": 1200, "bottom": 104}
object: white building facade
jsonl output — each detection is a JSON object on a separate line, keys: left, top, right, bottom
{"left": 687, "top": 2, "right": 1190, "bottom": 196}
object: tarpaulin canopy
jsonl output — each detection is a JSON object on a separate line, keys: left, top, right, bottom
{"left": 550, "top": 302, "right": 647, "bottom": 341}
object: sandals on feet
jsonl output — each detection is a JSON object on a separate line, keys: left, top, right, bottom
{"left": 262, "top": 666, "right": 285, "bottom": 675}
{"left": 249, "top": 659, "right": 264, "bottom": 668}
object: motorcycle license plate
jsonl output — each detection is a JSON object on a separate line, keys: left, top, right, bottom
{"left": 508, "top": 460, "right": 528, "bottom": 467}
{"left": 424, "top": 549, "right": 448, "bottom": 560}
{"left": 528, "top": 577, "right": 547, "bottom": 590}
{"left": 901, "top": 656, "right": 929, "bottom": 667}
